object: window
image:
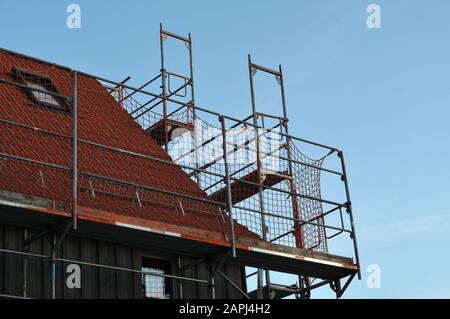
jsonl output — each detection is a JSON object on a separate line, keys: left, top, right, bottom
{"left": 141, "top": 257, "right": 172, "bottom": 299}
{"left": 12, "top": 67, "right": 68, "bottom": 111}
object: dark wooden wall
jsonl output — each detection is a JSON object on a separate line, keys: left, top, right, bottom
{"left": 179, "top": 256, "right": 245, "bottom": 299}
{"left": 0, "top": 223, "right": 245, "bottom": 299}
{"left": 0, "top": 223, "right": 141, "bottom": 298}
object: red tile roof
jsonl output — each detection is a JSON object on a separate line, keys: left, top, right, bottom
{"left": 0, "top": 49, "right": 258, "bottom": 239}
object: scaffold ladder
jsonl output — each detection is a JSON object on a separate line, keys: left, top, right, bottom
{"left": 247, "top": 55, "right": 311, "bottom": 298}
{"left": 145, "top": 24, "right": 197, "bottom": 151}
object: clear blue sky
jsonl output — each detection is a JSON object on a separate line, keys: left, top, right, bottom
{"left": 1, "top": 1, "right": 450, "bottom": 298}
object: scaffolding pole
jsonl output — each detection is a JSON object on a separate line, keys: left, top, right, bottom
{"left": 72, "top": 70, "right": 78, "bottom": 229}
{"left": 248, "top": 54, "right": 271, "bottom": 299}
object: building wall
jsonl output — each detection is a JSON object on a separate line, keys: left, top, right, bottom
{"left": 179, "top": 256, "right": 246, "bottom": 299}
{"left": 0, "top": 222, "right": 245, "bottom": 299}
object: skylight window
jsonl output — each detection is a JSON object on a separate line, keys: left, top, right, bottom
{"left": 13, "top": 67, "right": 68, "bottom": 111}
{"left": 141, "top": 257, "right": 172, "bottom": 299}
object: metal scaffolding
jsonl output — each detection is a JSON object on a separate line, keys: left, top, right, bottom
{"left": 0, "top": 24, "right": 360, "bottom": 299}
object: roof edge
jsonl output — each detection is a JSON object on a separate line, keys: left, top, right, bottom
{"left": 0, "top": 47, "right": 73, "bottom": 72}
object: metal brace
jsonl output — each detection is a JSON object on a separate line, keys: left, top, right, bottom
{"left": 135, "top": 189, "right": 142, "bottom": 207}
{"left": 177, "top": 198, "right": 186, "bottom": 216}
{"left": 88, "top": 178, "right": 96, "bottom": 198}
{"left": 218, "top": 207, "right": 226, "bottom": 224}
{"left": 38, "top": 169, "right": 45, "bottom": 187}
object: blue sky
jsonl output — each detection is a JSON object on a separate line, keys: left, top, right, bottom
{"left": 1, "top": 1, "right": 450, "bottom": 298}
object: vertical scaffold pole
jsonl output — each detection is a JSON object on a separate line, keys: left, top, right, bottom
{"left": 160, "top": 23, "right": 169, "bottom": 151}
{"left": 177, "top": 257, "right": 184, "bottom": 299}
{"left": 22, "top": 229, "right": 28, "bottom": 298}
{"left": 278, "top": 65, "right": 304, "bottom": 249}
{"left": 188, "top": 33, "right": 195, "bottom": 108}
{"left": 72, "top": 71, "right": 78, "bottom": 230}
{"left": 338, "top": 151, "right": 361, "bottom": 279}
{"left": 51, "top": 233, "right": 56, "bottom": 299}
{"left": 248, "top": 54, "right": 271, "bottom": 299}
{"left": 210, "top": 260, "right": 216, "bottom": 299}
{"left": 220, "top": 116, "right": 236, "bottom": 257}
{"left": 278, "top": 65, "right": 310, "bottom": 294}
{"left": 187, "top": 32, "right": 200, "bottom": 185}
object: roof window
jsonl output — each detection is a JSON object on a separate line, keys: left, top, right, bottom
{"left": 13, "top": 67, "right": 68, "bottom": 111}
